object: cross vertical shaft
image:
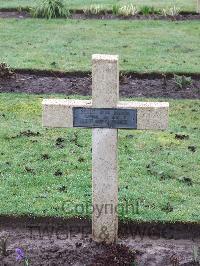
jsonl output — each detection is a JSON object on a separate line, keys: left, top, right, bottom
{"left": 92, "top": 55, "right": 119, "bottom": 243}
{"left": 197, "top": 0, "right": 200, "bottom": 13}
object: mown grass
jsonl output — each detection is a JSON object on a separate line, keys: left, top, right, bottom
{"left": 0, "top": 19, "right": 200, "bottom": 73}
{"left": 0, "top": 92, "right": 199, "bottom": 222}
{"left": 0, "top": 0, "right": 196, "bottom": 12}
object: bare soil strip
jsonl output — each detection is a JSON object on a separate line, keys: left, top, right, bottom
{"left": 0, "top": 72, "right": 200, "bottom": 99}
{"left": 0, "top": 216, "right": 199, "bottom": 265}
{"left": 0, "top": 11, "right": 30, "bottom": 19}
{"left": 0, "top": 10, "right": 200, "bottom": 21}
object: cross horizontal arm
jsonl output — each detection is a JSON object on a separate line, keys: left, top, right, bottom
{"left": 42, "top": 99, "right": 169, "bottom": 130}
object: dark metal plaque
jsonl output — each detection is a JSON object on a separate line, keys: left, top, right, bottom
{"left": 73, "top": 108, "right": 137, "bottom": 129}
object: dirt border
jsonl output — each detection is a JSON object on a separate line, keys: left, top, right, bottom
{"left": 1, "top": 215, "right": 199, "bottom": 265}
{"left": 1, "top": 69, "right": 200, "bottom": 99}
{"left": 0, "top": 215, "right": 200, "bottom": 240}
{"left": 0, "top": 7, "right": 198, "bottom": 15}
{"left": 13, "top": 69, "right": 200, "bottom": 80}
{"left": 0, "top": 9, "right": 199, "bottom": 21}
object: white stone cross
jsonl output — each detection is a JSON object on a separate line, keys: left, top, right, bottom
{"left": 42, "top": 54, "right": 169, "bottom": 244}
{"left": 197, "top": 0, "right": 200, "bottom": 13}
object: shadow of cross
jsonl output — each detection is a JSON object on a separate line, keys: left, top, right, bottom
{"left": 42, "top": 54, "right": 169, "bottom": 244}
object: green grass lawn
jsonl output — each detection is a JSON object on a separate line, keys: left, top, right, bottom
{"left": 0, "top": 0, "right": 196, "bottom": 12}
{"left": 0, "top": 19, "right": 200, "bottom": 73}
{"left": 0, "top": 92, "right": 199, "bottom": 222}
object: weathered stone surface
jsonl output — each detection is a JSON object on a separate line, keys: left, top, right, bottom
{"left": 118, "top": 101, "right": 169, "bottom": 130}
{"left": 43, "top": 99, "right": 169, "bottom": 130}
{"left": 92, "top": 54, "right": 119, "bottom": 108}
{"left": 42, "top": 54, "right": 169, "bottom": 244}
{"left": 92, "top": 54, "right": 118, "bottom": 244}
{"left": 92, "top": 128, "right": 118, "bottom": 243}
{"left": 42, "top": 99, "right": 91, "bottom": 128}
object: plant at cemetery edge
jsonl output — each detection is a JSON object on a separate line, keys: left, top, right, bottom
{"left": 0, "top": 62, "right": 15, "bottom": 79}
{"left": 173, "top": 74, "right": 193, "bottom": 90}
{"left": 16, "top": 248, "right": 30, "bottom": 266}
{"left": 118, "top": 4, "right": 138, "bottom": 16}
{"left": 83, "top": 5, "right": 104, "bottom": 15}
{"left": 192, "top": 245, "right": 200, "bottom": 264}
{"left": 112, "top": 4, "right": 120, "bottom": 15}
{"left": 140, "top": 6, "right": 158, "bottom": 15}
{"left": 112, "top": 4, "right": 160, "bottom": 16}
{"left": 0, "top": 238, "right": 8, "bottom": 257}
{"left": 161, "top": 6, "right": 181, "bottom": 17}
{"left": 31, "top": 0, "right": 70, "bottom": 19}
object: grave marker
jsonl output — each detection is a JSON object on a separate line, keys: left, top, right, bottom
{"left": 42, "top": 54, "right": 169, "bottom": 243}
{"left": 197, "top": 0, "right": 200, "bottom": 13}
